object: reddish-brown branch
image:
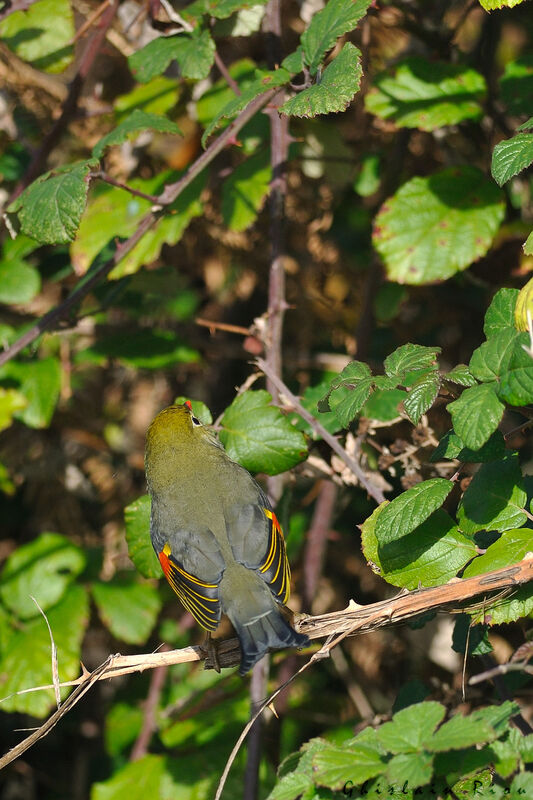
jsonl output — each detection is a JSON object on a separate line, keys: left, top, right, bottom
{"left": 302, "top": 480, "right": 337, "bottom": 611}
{"left": 130, "top": 645, "right": 171, "bottom": 761}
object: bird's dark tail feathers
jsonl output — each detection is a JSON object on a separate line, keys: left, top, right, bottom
{"left": 227, "top": 604, "right": 309, "bottom": 675}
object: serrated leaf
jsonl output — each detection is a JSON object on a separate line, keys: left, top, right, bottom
{"left": 479, "top": 0, "right": 526, "bottom": 10}
{"left": 312, "top": 741, "right": 386, "bottom": 789}
{"left": 425, "top": 714, "right": 496, "bottom": 752}
{"left": 361, "top": 387, "right": 407, "bottom": 421}
{"left": 129, "top": 29, "right": 216, "bottom": 83}
{"left": 220, "top": 390, "right": 307, "bottom": 475}
{"left": 0, "top": 357, "right": 61, "bottom": 428}
{"left": 444, "top": 364, "right": 477, "bottom": 387}
{"left": 93, "top": 110, "right": 182, "bottom": 159}
{"left": 365, "top": 57, "right": 486, "bottom": 131}
{"left": 362, "top": 505, "right": 476, "bottom": 589}
{"left": 374, "top": 478, "right": 453, "bottom": 545}
{"left": 463, "top": 528, "right": 533, "bottom": 578}
{"left": 448, "top": 383, "right": 504, "bottom": 450}
{"left": 0, "top": 0, "right": 74, "bottom": 73}
{"left": 202, "top": 67, "right": 290, "bottom": 145}
{"left": 403, "top": 371, "right": 440, "bottom": 424}
{"left": 8, "top": 160, "right": 98, "bottom": 245}
{"left": 221, "top": 149, "right": 272, "bottom": 231}
{"left": 484, "top": 288, "right": 519, "bottom": 337}
{"left": 386, "top": 751, "right": 434, "bottom": 788}
{"left": 301, "top": 0, "right": 371, "bottom": 75}
{"left": 0, "top": 532, "right": 86, "bottom": 620}
{"left": 377, "top": 701, "right": 445, "bottom": 753}
{"left": 325, "top": 361, "right": 374, "bottom": 426}
{"left": 280, "top": 43, "right": 362, "bottom": 118}
{"left": 430, "top": 429, "right": 505, "bottom": 463}
{"left": 384, "top": 343, "right": 441, "bottom": 380}
{"left": 469, "top": 327, "right": 520, "bottom": 383}
{"left": 124, "top": 495, "right": 161, "bottom": 579}
{"left": 0, "top": 584, "right": 88, "bottom": 716}
{"left": 92, "top": 574, "right": 161, "bottom": 645}
{"left": 457, "top": 454, "right": 527, "bottom": 535}
{"left": 492, "top": 132, "right": 533, "bottom": 186}
{"left": 373, "top": 167, "right": 505, "bottom": 285}
{"left": 498, "top": 336, "right": 533, "bottom": 405}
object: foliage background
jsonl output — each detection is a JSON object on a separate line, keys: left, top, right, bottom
{"left": 0, "top": 0, "right": 532, "bottom": 798}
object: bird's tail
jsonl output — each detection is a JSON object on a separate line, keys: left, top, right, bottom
{"left": 220, "top": 570, "right": 309, "bottom": 675}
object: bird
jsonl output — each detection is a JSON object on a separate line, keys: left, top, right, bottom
{"left": 145, "top": 401, "right": 309, "bottom": 675}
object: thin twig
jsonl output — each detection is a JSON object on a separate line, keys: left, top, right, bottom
{"left": 91, "top": 172, "right": 160, "bottom": 203}
{"left": 31, "top": 596, "right": 61, "bottom": 710}
{"left": 195, "top": 318, "right": 251, "bottom": 336}
{"left": 214, "top": 51, "right": 241, "bottom": 95}
{"left": 302, "top": 480, "right": 337, "bottom": 610}
{"left": 256, "top": 357, "right": 386, "bottom": 504}
{"left": 70, "top": 0, "right": 113, "bottom": 44}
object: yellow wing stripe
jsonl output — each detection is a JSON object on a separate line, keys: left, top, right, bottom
{"left": 159, "top": 544, "right": 220, "bottom": 632}
{"left": 258, "top": 508, "right": 291, "bottom": 605}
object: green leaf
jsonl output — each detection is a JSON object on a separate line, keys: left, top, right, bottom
{"left": 0, "top": 257, "right": 41, "bottom": 304}
{"left": 509, "top": 773, "right": 533, "bottom": 800}
{"left": 425, "top": 714, "right": 496, "bottom": 752}
{"left": 447, "top": 383, "right": 504, "bottom": 450}
{"left": 484, "top": 288, "right": 519, "bottom": 337}
{"left": 444, "top": 364, "right": 477, "bottom": 387}
{"left": 0, "top": 584, "right": 88, "bottom": 716}
{"left": 384, "top": 343, "right": 441, "bottom": 381}
{"left": 365, "top": 57, "right": 486, "bottom": 131}
{"left": 196, "top": 58, "right": 256, "bottom": 127}
{"left": 374, "top": 478, "right": 453, "bottom": 545}
{"left": 221, "top": 150, "right": 272, "bottom": 231}
{"left": 220, "top": 390, "right": 308, "bottom": 475}
{"left": 92, "top": 574, "right": 161, "bottom": 645}
{"left": 361, "top": 388, "right": 407, "bottom": 421}
{"left": 457, "top": 454, "right": 527, "bottom": 534}
{"left": 104, "top": 702, "right": 144, "bottom": 757}
{"left": 209, "top": 0, "right": 269, "bottom": 18}
{"left": 81, "top": 330, "right": 200, "bottom": 369}
{"left": 323, "top": 361, "right": 374, "bottom": 426}
{"left": 0, "top": 357, "right": 61, "bottom": 428}
{"left": 0, "top": 532, "right": 86, "bottom": 620}
{"left": 377, "top": 701, "right": 445, "bottom": 753}
{"left": 479, "top": 0, "right": 527, "bottom": 10}
{"left": 129, "top": 29, "right": 216, "bottom": 82}
{"left": 201, "top": 67, "right": 290, "bottom": 145}
{"left": 499, "top": 55, "right": 533, "bottom": 116}
{"left": 8, "top": 160, "right": 98, "bottom": 245}
{"left": 469, "top": 327, "right": 520, "bottom": 383}
{"left": 92, "top": 754, "right": 168, "bottom": 800}
{"left": 452, "top": 616, "right": 493, "bottom": 656}
{"left": 498, "top": 336, "right": 533, "bottom": 406}
{"left": 175, "top": 397, "right": 213, "bottom": 425}
{"left": 373, "top": 167, "right": 505, "bottom": 285}
{"left": 92, "top": 110, "right": 182, "bottom": 159}
{"left": 492, "top": 132, "right": 533, "bottom": 186}
{"left": 0, "top": 387, "right": 27, "bottom": 432}
{"left": 362, "top": 505, "right": 476, "bottom": 589}
{"left": 403, "top": 371, "right": 440, "bottom": 424}
{"left": 115, "top": 76, "right": 180, "bottom": 119}
{"left": 524, "top": 231, "right": 533, "bottom": 256}
{"left": 280, "top": 43, "right": 362, "bottom": 118}
{"left": 124, "top": 495, "right": 161, "bottom": 579}
{"left": 301, "top": 0, "right": 371, "bottom": 75}
{"left": 430, "top": 429, "right": 505, "bottom": 463}
{"left": 290, "top": 383, "right": 342, "bottom": 439}
{"left": 312, "top": 740, "right": 386, "bottom": 789}
{"left": 386, "top": 751, "right": 434, "bottom": 789}
{"left": 354, "top": 153, "right": 382, "bottom": 197}
{"left": 0, "top": 0, "right": 74, "bottom": 73}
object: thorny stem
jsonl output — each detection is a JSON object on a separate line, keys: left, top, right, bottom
{"left": 91, "top": 172, "right": 160, "bottom": 203}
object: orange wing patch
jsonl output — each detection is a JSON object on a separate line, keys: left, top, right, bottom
{"left": 158, "top": 543, "right": 221, "bottom": 631}
{"left": 259, "top": 509, "right": 290, "bottom": 605}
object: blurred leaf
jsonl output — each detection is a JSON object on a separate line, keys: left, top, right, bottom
{"left": 0, "top": 357, "right": 61, "bottom": 428}
{"left": 492, "top": 132, "right": 533, "bottom": 186}
{"left": 0, "top": 0, "right": 74, "bottom": 73}
{"left": 0, "top": 584, "right": 88, "bottom": 716}
{"left": 0, "top": 387, "right": 27, "bottom": 432}
{"left": 81, "top": 330, "right": 200, "bottom": 368}
{"left": 281, "top": 44, "right": 362, "bottom": 118}
{"left": 92, "top": 754, "right": 169, "bottom": 800}
{"left": 365, "top": 58, "right": 486, "bottom": 131}
{"left": 93, "top": 110, "right": 182, "bottom": 159}
{"left": 500, "top": 55, "right": 533, "bottom": 116}
{"left": 129, "top": 29, "right": 216, "bottom": 82}
{"left": 196, "top": 58, "right": 256, "bottom": 127}
{"left": 115, "top": 77, "right": 180, "bottom": 119}
{"left": 430, "top": 429, "right": 505, "bottom": 463}
{"left": 484, "top": 289, "right": 519, "bottom": 337}
{"left": 373, "top": 167, "right": 505, "bottom": 284}
{"left": 92, "top": 574, "right": 161, "bottom": 645}
{"left": 216, "top": 5, "right": 266, "bottom": 36}
{"left": 125, "top": 495, "right": 161, "bottom": 579}
{"left": 524, "top": 231, "right": 533, "bottom": 255}
{"left": 0, "top": 532, "right": 86, "bottom": 620}
{"left": 8, "top": 160, "right": 98, "bottom": 245}
{"left": 480, "top": 0, "right": 527, "bottom": 11}
{"left": 448, "top": 384, "right": 504, "bottom": 450}
{"left": 290, "top": 383, "right": 342, "bottom": 439}
{"left": 209, "top": 0, "right": 268, "bottom": 18}
{"left": 301, "top": 0, "right": 371, "bottom": 75}
{"left": 0, "top": 255, "right": 40, "bottom": 304}
{"left": 354, "top": 153, "right": 381, "bottom": 197}
{"left": 362, "top": 505, "right": 475, "bottom": 589}
{"left": 374, "top": 478, "right": 453, "bottom": 545}
{"left": 0, "top": 461, "right": 15, "bottom": 496}
{"left": 104, "top": 702, "right": 144, "bottom": 757}
{"left": 444, "top": 364, "right": 477, "bottom": 387}
{"left": 220, "top": 390, "right": 308, "bottom": 475}
{"left": 221, "top": 149, "right": 271, "bottom": 231}
{"left": 457, "top": 454, "right": 527, "bottom": 534}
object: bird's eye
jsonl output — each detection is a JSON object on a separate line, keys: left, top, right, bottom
{"left": 191, "top": 416, "right": 201, "bottom": 426}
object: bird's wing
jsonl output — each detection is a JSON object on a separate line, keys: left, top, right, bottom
{"left": 153, "top": 518, "right": 224, "bottom": 631}
{"left": 224, "top": 500, "right": 291, "bottom": 605}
